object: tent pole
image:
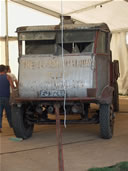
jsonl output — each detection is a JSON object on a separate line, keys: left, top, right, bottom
{"left": 55, "top": 104, "right": 64, "bottom": 171}
{"left": 5, "top": 0, "right": 9, "bottom": 65}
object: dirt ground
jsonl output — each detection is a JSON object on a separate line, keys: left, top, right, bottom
{"left": 0, "top": 96, "right": 128, "bottom": 171}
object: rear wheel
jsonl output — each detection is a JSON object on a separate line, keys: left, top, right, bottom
{"left": 11, "top": 105, "right": 34, "bottom": 139}
{"left": 99, "top": 104, "right": 114, "bottom": 139}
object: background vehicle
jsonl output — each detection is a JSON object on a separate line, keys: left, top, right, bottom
{"left": 12, "top": 16, "right": 119, "bottom": 139}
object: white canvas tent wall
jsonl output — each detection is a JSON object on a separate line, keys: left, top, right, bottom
{"left": 0, "top": 0, "right": 128, "bottom": 94}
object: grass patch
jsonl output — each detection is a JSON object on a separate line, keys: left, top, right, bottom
{"left": 88, "top": 161, "right": 128, "bottom": 171}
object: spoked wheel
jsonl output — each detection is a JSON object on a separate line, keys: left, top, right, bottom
{"left": 99, "top": 104, "right": 114, "bottom": 139}
{"left": 11, "top": 105, "right": 34, "bottom": 139}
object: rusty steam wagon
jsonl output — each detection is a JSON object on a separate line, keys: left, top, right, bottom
{"left": 12, "top": 17, "right": 119, "bottom": 139}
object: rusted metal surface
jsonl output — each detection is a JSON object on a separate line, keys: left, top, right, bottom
{"left": 19, "top": 30, "right": 96, "bottom": 43}
{"left": 16, "top": 20, "right": 113, "bottom": 103}
{"left": 19, "top": 55, "right": 95, "bottom": 98}
{"left": 96, "top": 55, "right": 110, "bottom": 97}
{"left": 26, "top": 118, "right": 98, "bottom": 125}
{"left": 14, "top": 97, "right": 97, "bottom": 102}
{"left": 16, "top": 23, "right": 110, "bottom": 33}
{"left": 113, "top": 60, "right": 120, "bottom": 81}
{"left": 15, "top": 20, "right": 115, "bottom": 104}
{"left": 87, "top": 88, "right": 96, "bottom": 97}
{"left": 99, "top": 85, "right": 114, "bottom": 104}
{"left": 19, "top": 32, "right": 56, "bottom": 41}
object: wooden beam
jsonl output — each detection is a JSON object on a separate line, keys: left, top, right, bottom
{"left": 0, "top": 36, "right": 18, "bottom": 41}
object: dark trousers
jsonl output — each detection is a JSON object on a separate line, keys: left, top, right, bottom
{"left": 0, "top": 97, "right": 12, "bottom": 128}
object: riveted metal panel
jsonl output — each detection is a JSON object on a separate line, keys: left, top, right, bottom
{"left": 19, "top": 32, "right": 56, "bottom": 40}
{"left": 19, "top": 55, "right": 95, "bottom": 98}
{"left": 56, "top": 30, "right": 96, "bottom": 43}
{"left": 17, "top": 23, "right": 109, "bottom": 32}
{"left": 96, "top": 55, "right": 110, "bottom": 97}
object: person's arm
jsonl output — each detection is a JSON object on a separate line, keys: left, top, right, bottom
{"left": 11, "top": 73, "right": 18, "bottom": 88}
{"left": 7, "top": 75, "right": 16, "bottom": 89}
{"left": 14, "top": 79, "right": 18, "bottom": 88}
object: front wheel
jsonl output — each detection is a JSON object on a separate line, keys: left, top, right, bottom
{"left": 99, "top": 104, "right": 114, "bottom": 139}
{"left": 11, "top": 105, "right": 34, "bottom": 139}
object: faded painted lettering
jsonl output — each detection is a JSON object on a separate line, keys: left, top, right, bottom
{"left": 21, "top": 56, "right": 92, "bottom": 69}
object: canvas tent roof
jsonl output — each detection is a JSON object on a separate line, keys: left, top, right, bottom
{"left": 10, "top": 0, "right": 128, "bottom": 32}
